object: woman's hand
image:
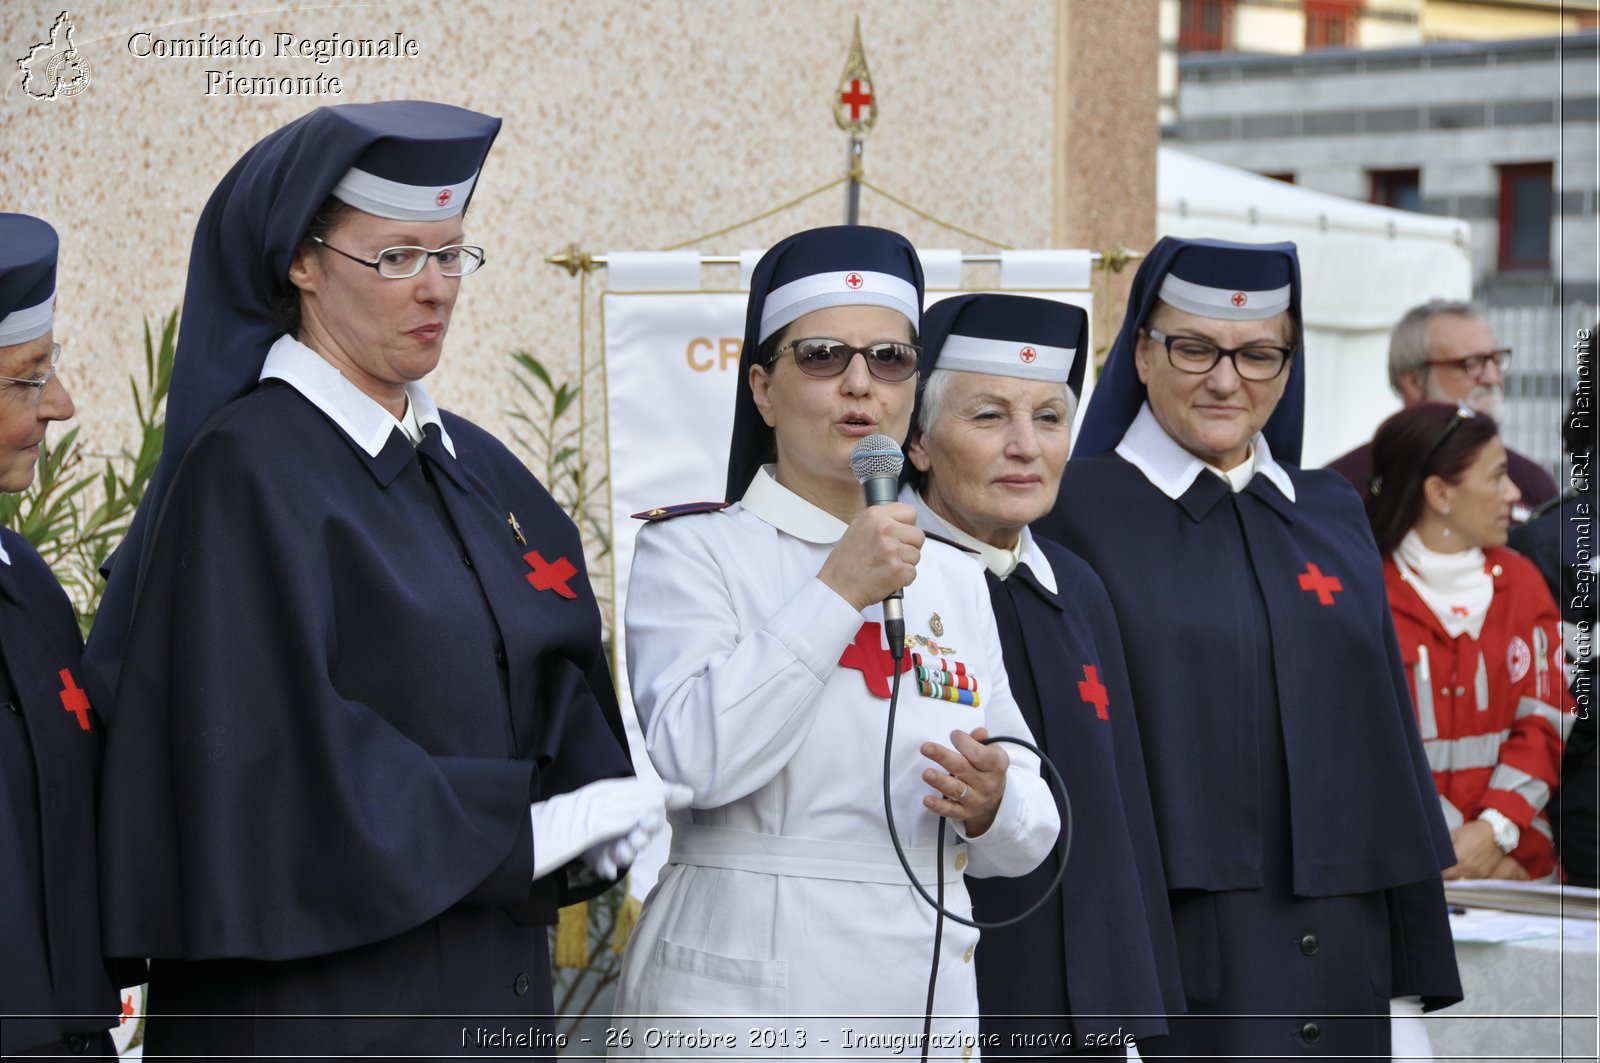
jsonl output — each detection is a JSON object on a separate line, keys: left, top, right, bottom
{"left": 818, "top": 503, "right": 924, "bottom": 612}
{"left": 921, "top": 727, "right": 1009, "bottom": 837}
{"left": 1488, "top": 854, "right": 1532, "bottom": 881}
{"left": 1443, "top": 819, "right": 1504, "bottom": 880}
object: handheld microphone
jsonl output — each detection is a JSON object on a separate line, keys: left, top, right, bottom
{"left": 849, "top": 434, "right": 906, "bottom": 660}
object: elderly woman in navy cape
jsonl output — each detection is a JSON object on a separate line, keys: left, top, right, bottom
{"left": 900, "top": 293, "right": 1183, "bottom": 1058}
{"left": 612, "top": 226, "right": 1058, "bottom": 1056}
{"left": 1033, "top": 237, "right": 1462, "bottom": 1061}
{"left": 0, "top": 215, "right": 130, "bottom": 1058}
{"left": 86, "top": 101, "right": 681, "bottom": 1060}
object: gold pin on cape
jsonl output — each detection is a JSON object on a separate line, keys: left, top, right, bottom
{"left": 508, "top": 512, "right": 526, "bottom": 545}
{"left": 930, "top": 612, "right": 945, "bottom": 637}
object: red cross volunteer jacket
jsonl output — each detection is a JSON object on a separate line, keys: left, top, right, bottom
{"left": 1385, "top": 548, "right": 1575, "bottom": 878}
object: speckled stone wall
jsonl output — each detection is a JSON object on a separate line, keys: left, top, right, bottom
{"left": 2, "top": 0, "right": 1155, "bottom": 587}
{"left": 1056, "top": 0, "right": 1160, "bottom": 360}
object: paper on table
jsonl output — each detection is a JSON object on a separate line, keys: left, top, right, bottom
{"left": 1448, "top": 908, "right": 1564, "bottom": 944}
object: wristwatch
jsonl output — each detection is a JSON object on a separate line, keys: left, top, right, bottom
{"left": 1478, "top": 808, "right": 1520, "bottom": 854}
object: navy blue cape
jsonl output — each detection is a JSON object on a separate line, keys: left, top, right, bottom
{"left": 0, "top": 529, "right": 125, "bottom": 1055}
{"left": 97, "top": 382, "right": 631, "bottom": 1057}
{"left": 1039, "top": 459, "right": 1451, "bottom": 896}
{"left": 970, "top": 534, "right": 1183, "bottom": 1052}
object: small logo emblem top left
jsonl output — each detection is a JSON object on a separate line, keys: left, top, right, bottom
{"left": 17, "top": 11, "right": 91, "bottom": 100}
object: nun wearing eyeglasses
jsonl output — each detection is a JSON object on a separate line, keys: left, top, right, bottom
{"left": 612, "top": 227, "right": 1057, "bottom": 1056}
{"left": 901, "top": 294, "right": 1182, "bottom": 1058}
{"left": 0, "top": 214, "right": 129, "bottom": 1058}
{"left": 88, "top": 102, "right": 672, "bottom": 1059}
{"left": 1034, "top": 238, "right": 1461, "bottom": 1060}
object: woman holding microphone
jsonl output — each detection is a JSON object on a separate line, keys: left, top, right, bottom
{"left": 613, "top": 226, "right": 1057, "bottom": 1057}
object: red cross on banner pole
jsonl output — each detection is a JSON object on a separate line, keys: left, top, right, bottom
{"left": 832, "top": 17, "right": 879, "bottom": 137}
{"left": 839, "top": 79, "right": 873, "bottom": 121}
{"left": 1077, "top": 665, "right": 1110, "bottom": 720}
{"left": 524, "top": 550, "right": 578, "bottom": 599}
{"left": 58, "top": 668, "right": 91, "bottom": 731}
{"left": 839, "top": 621, "right": 911, "bottom": 698}
{"left": 832, "top": 16, "right": 877, "bottom": 225}
{"left": 1297, "top": 562, "right": 1343, "bottom": 606}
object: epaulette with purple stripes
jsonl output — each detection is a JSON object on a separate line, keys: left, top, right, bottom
{"left": 631, "top": 501, "right": 732, "bottom": 521}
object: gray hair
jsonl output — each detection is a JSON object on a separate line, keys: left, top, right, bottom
{"left": 918, "top": 368, "right": 1079, "bottom": 439}
{"left": 1388, "top": 299, "right": 1486, "bottom": 394}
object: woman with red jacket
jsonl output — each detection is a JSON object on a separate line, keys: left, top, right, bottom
{"left": 1366, "top": 402, "right": 1573, "bottom": 880}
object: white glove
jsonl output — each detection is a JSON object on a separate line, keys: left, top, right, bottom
{"left": 1389, "top": 996, "right": 1432, "bottom": 1062}
{"left": 529, "top": 777, "right": 694, "bottom": 881}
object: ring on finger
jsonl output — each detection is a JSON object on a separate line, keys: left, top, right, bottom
{"left": 955, "top": 782, "right": 970, "bottom": 802}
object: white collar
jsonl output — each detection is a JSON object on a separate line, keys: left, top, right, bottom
{"left": 906, "top": 489, "right": 1057, "bottom": 594}
{"left": 259, "top": 335, "right": 455, "bottom": 458}
{"left": 739, "top": 465, "right": 848, "bottom": 544}
{"left": 0, "top": 535, "right": 9, "bottom": 565}
{"left": 1115, "top": 402, "right": 1295, "bottom": 503}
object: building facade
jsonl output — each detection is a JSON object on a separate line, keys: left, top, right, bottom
{"left": 1158, "top": 2, "right": 1595, "bottom": 474}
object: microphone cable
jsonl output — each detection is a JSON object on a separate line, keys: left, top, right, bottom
{"left": 880, "top": 648, "right": 1074, "bottom": 1063}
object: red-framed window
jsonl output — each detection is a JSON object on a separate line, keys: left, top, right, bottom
{"left": 1305, "top": 1, "right": 1359, "bottom": 50}
{"left": 1370, "top": 168, "right": 1422, "bottom": 213}
{"left": 1178, "top": 0, "right": 1234, "bottom": 53}
{"left": 1498, "top": 162, "right": 1553, "bottom": 272}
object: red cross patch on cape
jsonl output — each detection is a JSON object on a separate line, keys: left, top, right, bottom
{"left": 523, "top": 550, "right": 577, "bottom": 599}
{"left": 58, "top": 668, "right": 92, "bottom": 732}
{"left": 1077, "top": 664, "right": 1110, "bottom": 721}
{"left": 1297, "top": 562, "right": 1343, "bottom": 606}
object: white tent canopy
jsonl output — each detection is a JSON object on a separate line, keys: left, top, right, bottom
{"left": 1157, "top": 147, "right": 1473, "bottom": 466}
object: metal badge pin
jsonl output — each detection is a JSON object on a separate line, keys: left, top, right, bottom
{"left": 508, "top": 512, "right": 526, "bottom": 545}
{"left": 929, "top": 612, "right": 944, "bottom": 637}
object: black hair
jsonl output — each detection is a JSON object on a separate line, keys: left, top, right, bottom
{"left": 1365, "top": 401, "right": 1501, "bottom": 556}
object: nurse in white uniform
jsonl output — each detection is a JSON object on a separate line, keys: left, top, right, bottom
{"left": 612, "top": 226, "right": 1059, "bottom": 1059}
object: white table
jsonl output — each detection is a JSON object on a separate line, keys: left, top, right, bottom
{"left": 1424, "top": 910, "right": 1597, "bottom": 1062}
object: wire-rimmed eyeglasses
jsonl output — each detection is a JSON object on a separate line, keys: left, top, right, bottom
{"left": 311, "top": 237, "right": 487, "bottom": 279}
{"left": 1145, "top": 328, "right": 1294, "bottom": 382}
{"left": 0, "top": 343, "right": 62, "bottom": 401}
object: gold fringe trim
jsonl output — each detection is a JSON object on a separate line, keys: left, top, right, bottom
{"left": 555, "top": 901, "right": 590, "bottom": 969}
{"left": 612, "top": 880, "right": 642, "bottom": 955}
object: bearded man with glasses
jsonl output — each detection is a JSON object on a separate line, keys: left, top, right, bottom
{"left": 1328, "top": 299, "right": 1558, "bottom": 514}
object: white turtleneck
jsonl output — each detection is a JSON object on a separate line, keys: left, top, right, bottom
{"left": 1393, "top": 528, "right": 1494, "bottom": 640}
